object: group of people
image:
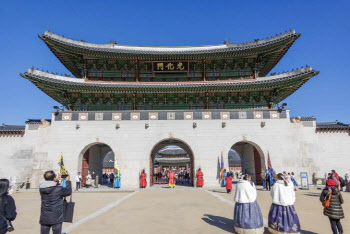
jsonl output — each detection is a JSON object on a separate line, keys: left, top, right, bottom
{"left": 262, "top": 170, "right": 298, "bottom": 191}
{"left": 154, "top": 169, "right": 191, "bottom": 185}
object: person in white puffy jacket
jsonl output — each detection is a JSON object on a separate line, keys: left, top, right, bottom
{"left": 233, "top": 174, "right": 264, "bottom": 234}
{"left": 268, "top": 173, "right": 301, "bottom": 234}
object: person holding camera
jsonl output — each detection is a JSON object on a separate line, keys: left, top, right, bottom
{"left": 39, "top": 171, "right": 72, "bottom": 234}
{"left": 0, "top": 179, "right": 16, "bottom": 233}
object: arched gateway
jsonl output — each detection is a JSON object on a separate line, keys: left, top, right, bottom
{"left": 229, "top": 141, "right": 266, "bottom": 185}
{"left": 78, "top": 143, "right": 115, "bottom": 186}
{"left": 150, "top": 139, "right": 194, "bottom": 187}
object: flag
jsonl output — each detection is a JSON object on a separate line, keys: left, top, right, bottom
{"left": 58, "top": 153, "right": 68, "bottom": 175}
{"left": 267, "top": 151, "right": 273, "bottom": 174}
{"left": 220, "top": 151, "right": 224, "bottom": 179}
{"left": 114, "top": 160, "right": 120, "bottom": 177}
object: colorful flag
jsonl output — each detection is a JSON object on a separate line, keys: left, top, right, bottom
{"left": 58, "top": 153, "right": 68, "bottom": 175}
{"left": 114, "top": 160, "right": 120, "bottom": 176}
{"left": 220, "top": 151, "right": 224, "bottom": 179}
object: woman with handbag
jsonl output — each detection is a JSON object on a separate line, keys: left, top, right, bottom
{"left": 320, "top": 177, "right": 344, "bottom": 234}
{"left": 0, "top": 179, "right": 17, "bottom": 233}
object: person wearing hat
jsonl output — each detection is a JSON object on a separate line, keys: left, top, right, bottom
{"left": 320, "top": 176, "right": 344, "bottom": 234}
{"left": 196, "top": 168, "right": 204, "bottom": 187}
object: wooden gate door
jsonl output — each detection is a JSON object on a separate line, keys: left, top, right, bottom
{"left": 254, "top": 148, "right": 262, "bottom": 185}
{"left": 82, "top": 150, "right": 89, "bottom": 186}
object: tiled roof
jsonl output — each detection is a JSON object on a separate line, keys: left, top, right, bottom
{"left": 157, "top": 147, "right": 188, "bottom": 156}
{"left": 25, "top": 119, "right": 51, "bottom": 124}
{"left": 316, "top": 121, "right": 350, "bottom": 132}
{"left": 0, "top": 124, "right": 25, "bottom": 135}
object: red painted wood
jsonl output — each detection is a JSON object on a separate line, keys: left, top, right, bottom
{"left": 254, "top": 148, "right": 262, "bottom": 185}
{"left": 82, "top": 150, "right": 89, "bottom": 186}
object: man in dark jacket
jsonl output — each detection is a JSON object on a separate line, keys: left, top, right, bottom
{"left": 39, "top": 171, "right": 72, "bottom": 234}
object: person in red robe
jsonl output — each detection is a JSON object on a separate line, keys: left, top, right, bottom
{"left": 140, "top": 169, "right": 147, "bottom": 188}
{"left": 196, "top": 168, "right": 204, "bottom": 187}
{"left": 226, "top": 173, "right": 233, "bottom": 193}
{"left": 168, "top": 170, "right": 176, "bottom": 188}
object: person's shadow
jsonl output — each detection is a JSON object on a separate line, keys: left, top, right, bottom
{"left": 202, "top": 214, "right": 234, "bottom": 233}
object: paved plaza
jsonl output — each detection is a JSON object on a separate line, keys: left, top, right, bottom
{"left": 10, "top": 187, "right": 349, "bottom": 233}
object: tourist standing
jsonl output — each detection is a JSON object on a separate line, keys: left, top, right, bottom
{"left": 265, "top": 170, "right": 272, "bottom": 191}
{"left": 225, "top": 173, "right": 232, "bottom": 193}
{"left": 0, "top": 179, "right": 17, "bottom": 234}
{"left": 85, "top": 172, "right": 92, "bottom": 188}
{"left": 39, "top": 171, "right": 72, "bottom": 234}
{"left": 109, "top": 173, "right": 115, "bottom": 186}
{"left": 268, "top": 173, "right": 300, "bottom": 233}
{"left": 196, "top": 168, "right": 204, "bottom": 187}
{"left": 91, "top": 172, "right": 96, "bottom": 188}
{"left": 320, "top": 177, "right": 344, "bottom": 234}
{"left": 168, "top": 170, "right": 176, "bottom": 188}
{"left": 140, "top": 169, "right": 147, "bottom": 188}
{"left": 75, "top": 172, "right": 82, "bottom": 191}
{"left": 234, "top": 174, "right": 264, "bottom": 234}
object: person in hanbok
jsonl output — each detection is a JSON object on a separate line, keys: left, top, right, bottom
{"left": 234, "top": 174, "right": 264, "bottom": 234}
{"left": 268, "top": 173, "right": 300, "bottom": 234}
{"left": 196, "top": 168, "right": 204, "bottom": 187}
{"left": 225, "top": 173, "right": 232, "bottom": 193}
{"left": 168, "top": 170, "right": 176, "bottom": 188}
{"left": 114, "top": 170, "right": 121, "bottom": 189}
{"left": 85, "top": 172, "right": 92, "bottom": 188}
{"left": 221, "top": 169, "right": 227, "bottom": 187}
{"left": 140, "top": 169, "right": 147, "bottom": 188}
{"left": 291, "top": 172, "right": 298, "bottom": 187}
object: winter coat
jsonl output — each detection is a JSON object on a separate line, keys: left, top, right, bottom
{"left": 0, "top": 195, "right": 17, "bottom": 233}
{"left": 39, "top": 180, "right": 72, "bottom": 225}
{"left": 320, "top": 188, "right": 344, "bottom": 219}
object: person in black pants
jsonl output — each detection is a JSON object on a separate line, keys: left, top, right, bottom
{"left": 39, "top": 171, "right": 72, "bottom": 234}
{"left": 0, "top": 179, "right": 17, "bottom": 234}
{"left": 265, "top": 173, "right": 271, "bottom": 191}
{"left": 320, "top": 178, "right": 344, "bottom": 234}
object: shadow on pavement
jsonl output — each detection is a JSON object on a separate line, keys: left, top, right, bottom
{"left": 202, "top": 214, "right": 234, "bottom": 233}
{"left": 302, "top": 192, "right": 321, "bottom": 197}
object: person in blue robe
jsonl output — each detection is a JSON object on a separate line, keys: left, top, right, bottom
{"left": 114, "top": 171, "right": 121, "bottom": 189}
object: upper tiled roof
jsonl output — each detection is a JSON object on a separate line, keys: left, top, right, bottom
{"left": 40, "top": 30, "right": 298, "bottom": 55}
{"left": 290, "top": 116, "right": 316, "bottom": 122}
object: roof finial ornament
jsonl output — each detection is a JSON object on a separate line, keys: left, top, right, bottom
{"left": 223, "top": 39, "right": 231, "bottom": 45}
{"left": 110, "top": 40, "right": 117, "bottom": 45}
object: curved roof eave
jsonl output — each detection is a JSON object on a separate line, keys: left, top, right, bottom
{"left": 40, "top": 30, "right": 299, "bottom": 55}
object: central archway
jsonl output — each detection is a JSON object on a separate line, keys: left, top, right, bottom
{"left": 150, "top": 138, "right": 195, "bottom": 187}
{"left": 228, "top": 141, "right": 266, "bottom": 185}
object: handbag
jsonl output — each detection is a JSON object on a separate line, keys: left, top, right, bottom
{"left": 322, "top": 191, "right": 332, "bottom": 207}
{"left": 63, "top": 194, "right": 75, "bottom": 223}
{"left": 0, "top": 213, "right": 14, "bottom": 232}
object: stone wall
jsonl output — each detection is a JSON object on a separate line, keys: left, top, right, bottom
{"left": 0, "top": 110, "right": 349, "bottom": 189}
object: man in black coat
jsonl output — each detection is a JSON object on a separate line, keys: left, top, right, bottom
{"left": 39, "top": 171, "right": 72, "bottom": 234}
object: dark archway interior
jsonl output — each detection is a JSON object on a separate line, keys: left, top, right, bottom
{"left": 230, "top": 142, "right": 264, "bottom": 185}
{"left": 150, "top": 139, "right": 194, "bottom": 186}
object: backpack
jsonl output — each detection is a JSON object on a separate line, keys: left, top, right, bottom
{"left": 339, "top": 177, "right": 345, "bottom": 187}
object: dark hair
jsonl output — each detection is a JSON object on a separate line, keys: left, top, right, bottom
{"left": 44, "top": 171, "right": 56, "bottom": 181}
{"left": 0, "top": 179, "right": 10, "bottom": 207}
{"left": 243, "top": 173, "right": 250, "bottom": 180}
{"left": 277, "top": 173, "right": 288, "bottom": 186}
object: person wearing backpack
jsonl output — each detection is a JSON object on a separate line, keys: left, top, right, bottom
{"left": 0, "top": 179, "right": 17, "bottom": 233}
{"left": 320, "top": 177, "right": 344, "bottom": 234}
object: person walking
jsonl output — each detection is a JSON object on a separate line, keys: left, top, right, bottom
{"left": 268, "top": 173, "right": 300, "bottom": 233}
{"left": 140, "top": 169, "right": 147, "bottom": 188}
{"left": 39, "top": 171, "right": 72, "bottom": 234}
{"left": 196, "top": 168, "right": 204, "bottom": 188}
{"left": 320, "top": 177, "right": 344, "bottom": 234}
{"left": 75, "top": 172, "right": 82, "bottom": 191}
{"left": 0, "top": 179, "right": 17, "bottom": 234}
{"left": 225, "top": 173, "right": 232, "bottom": 193}
{"left": 234, "top": 174, "right": 264, "bottom": 234}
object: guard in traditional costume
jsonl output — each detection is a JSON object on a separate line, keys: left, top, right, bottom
{"left": 225, "top": 173, "right": 232, "bottom": 193}
{"left": 168, "top": 170, "right": 176, "bottom": 188}
{"left": 234, "top": 174, "right": 264, "bottom": 234}
{"left": 140, "top": 169, "right": 147, "bottom": 188}
{"left": 196, "top": 168, "right": 204, "bottom": 187}
{"left": 114, "top": 170, "right": 121, "bottom": 189}
{"left": 221, "top": 169, "right": 227, "bottom": 187}
{"left": 268, "top": 173, "right": 300, "bottom": 234}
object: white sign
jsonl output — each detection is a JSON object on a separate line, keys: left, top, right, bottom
{"left": 300, "top": 172, "right": 309, "bottom": 190}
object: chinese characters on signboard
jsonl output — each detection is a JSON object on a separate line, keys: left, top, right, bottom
{"left": 153, "top": 61, "right": 189, "bottom": 72}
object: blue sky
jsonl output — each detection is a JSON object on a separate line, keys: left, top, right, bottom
{"left": 0, "top": 1, "right": 349, "bottom": 124}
